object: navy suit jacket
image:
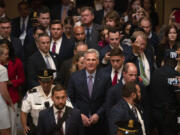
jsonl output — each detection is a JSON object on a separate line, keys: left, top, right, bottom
{"left": 11, "top": 16, "right": 32, "bottom": 38}
{"left": 11, "top": 36, "right": 24, "bottom": 62}
{"left": 109, "top": 98, "right": 150, "bottom": 135}
{"left": 94, "top": 9, "right": 104, "bottom": 25}
{"left": 67, "top": 69, "right": 110, "bottom": 119}
{"left": 54, "top": 35, "right": 74, "bottom": 66}
{"left": 27, "top": 50, "right": 59, "bottom": 89}
{"left": 37, "top": 106, "right": 84, "bottom": 135}
{"left": 99, "top": 43, "right": 132, "bottom": 66}
{"left": 126, "top": 47, "right": 154, "bottom": 80}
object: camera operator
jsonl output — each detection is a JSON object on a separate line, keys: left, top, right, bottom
{"left": 150, "top": 50, "right": 180, "bottom": 135}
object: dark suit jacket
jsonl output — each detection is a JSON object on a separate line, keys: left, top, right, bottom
{"left": 57, "top": 58, "right": 73, "bottom": 89}
{"left": 11, "top": 16, "right": 32, "bottom": 38}
{"left": 109, "top": 98, "right": 150, "bottom": 135}
{"left": 11, "top": 36, "right": 24, "bottom": 62}
{"left": 27, "top": 50, "right": 59, "bottom": 89}
{"left": 53, "top": 35, "right": 74, "bottom": 66}
{"left": 85, "top": 23, "right": 101, "bottom": 49}
{"left": 94, "top": 9, "right": 104, "bottom": 25}
{"left": 99, "top": 43, "right": 132, "bottom": 66}
{"left": 37, "top": 106, "right": 84, "bottom": 135}
{"left": 68, "top": 68, "right": 110, "bottom": 118}
{"left": 126, "top": 48, "right": 154, "bottom": 81}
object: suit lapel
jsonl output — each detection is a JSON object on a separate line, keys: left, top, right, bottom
{"left": 49, "top": 107, "right": 57, "bottom": 129}
{"left": 91, "top": 70, "right": 101, "bottom": 98}
{"left": 37, "top": 51, "right": 47, "bottom": 67}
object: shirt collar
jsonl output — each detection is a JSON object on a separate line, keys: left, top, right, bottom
{"left": 52, "top": 37, "right": 62, "bottom": 44}
{"left": 38, "top": 85, "right": 54, "bottom": 98}
{"left": 39, "top": 50, "right": 50, "bottom": 57}
{"left": 109, "top": 44, "right": 123, "bottom": 51}
{"left": 86, "top": 70, "right": 96, "bottom": 78}
{"left": 112, "top": 65, "right": 123, "bottom": 74}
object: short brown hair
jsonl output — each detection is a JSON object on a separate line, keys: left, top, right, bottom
{"left": 131, "top": 31, "right": 147, "bottom": 43}
{"left": 122, "top": 82, "right": 137, "bottom": 98}
{"left": 52, "top": 84, "right": 66, "bottom": 96}
{"left": 0, "top": 17, "right": 11, "bottom": 24}
{"left": 50, "top": 19, "right": 63, "bottom": 27}
{"left": 109, "top": 48, "right": 124, "bottom": 57}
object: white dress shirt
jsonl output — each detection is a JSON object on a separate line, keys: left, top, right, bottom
{"left": 50, "top": 38, "right": 62, "bottom": 55}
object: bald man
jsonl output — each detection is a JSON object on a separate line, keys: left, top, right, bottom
{"left": 73, "top": 26, "right": 86, "bottom": 44}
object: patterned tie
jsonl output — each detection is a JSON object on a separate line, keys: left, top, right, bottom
{"left": 52, "top": 41, "right": 56, "bottom": 54}
{"left": 45, "top": 55, "right": 51, "bottom": 69}
{"left": 131, "top": 106, "right": 139, "bottom": 121}
{"left": 138, "top": 55, "right": 149, "bottom": 86}
{"left": 112, "top": 71, "right": 118, "bottom": 86}
{"left": 57, "top": 111, "right": 63, "bottom": 135}
{"left": 88, "top": 75, "right": 93, "bottom": 97}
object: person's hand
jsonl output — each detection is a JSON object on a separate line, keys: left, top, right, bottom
{"left": 23, "top": 125, "right": 30, "bottom": 135}
{"left": 81, "top": 114, "right": 90, "bottom": 127}
{"left": 89, "top": 114, "right": 99, "bottom": 125}
{"left": 104, "top": 52, "right": 110, "bottom": 61}
{"left": 169, "top": 10, "right": 176, "bottom": 25}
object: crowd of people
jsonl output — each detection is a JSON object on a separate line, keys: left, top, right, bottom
{"left": 0, "top": 0, "right": 180, "bottom": 135}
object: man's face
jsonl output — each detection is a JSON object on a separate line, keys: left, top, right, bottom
{"left": 109, "top": 32, "right": 120, "bottom": 48}
{"left": 74, "top": 27, "right": 85, "bottom": 42}
{"left": 38, "top": 13, "right": 50, "bottom": 28}
{"left": 0, "top": 22, "right": 11, "bottom": 38}
{"left": 123, "top": 66, "right": 137, "bottom": 83}
{"left": 52, "top": 90, "right": 67, "bottom": 110}
{"left": 140, "top": 20, "right": 151, "bottom": 36}
{"left": 103, "top": 0, "right": 114, "bottom": 12}
{"left": 132, "top": 36, "right": 146, "bottom": 54}
{"left": 81, "top": 10, "right": 94, "bottom": 26}
{"left": 18, "top": 4, "right": 30, "bottom": 17}
{"left": 85, "top": 53, "right": 99, "bottom": 74}
{"left": 39, "top": 79, "right": 53, "bottom": 93}
{"left": 50, "top": 24, "right": 63, "bottom": 40}
{"left": 64, "top": 24, "right": 72, "bottom": 35}
{"left": 38, "top": 36, "right": 50, "bottom": 54}
{"left": 110, "top": 56, "right": 124, "bottom": 71}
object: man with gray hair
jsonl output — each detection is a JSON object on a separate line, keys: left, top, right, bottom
{"left": 68, "top": 48, "right": 110, "bottom": 135}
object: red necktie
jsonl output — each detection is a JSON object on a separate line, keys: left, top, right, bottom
{"left": 52, "top": 41, "right": 56, "bottom": 53}
{"left": 112, "top": 71, "right": 118, "bottom": 86}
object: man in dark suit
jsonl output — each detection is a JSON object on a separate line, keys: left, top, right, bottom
{"left": 68, "top": 49, "right": 110, "bottom": 135}
{"left": 24, "top": 6, "right": 51, "bottom": 46}
{"left": 50, "top": 19, "right": 74, "bottom": 65}
{"left": 139, "top": 17, "right": 159, "bottom": 56}
{"left": 80, "top": 7, "right": 102, "bottom": 49}
{"left": 0, "top": 17, "right": 24, "bottom": 62}
{"left": 100, "top": 27, "right": 131, "bottom": 66}
{"left": 94, "top": 0, "right": 115, "bottom": 25}
{"left": 106, "top": 62, "right": 138, "bottom": 116}
{"left": 126, "top": 30, "right": 154, "bottom": 87}
{"left": 109, "top": 82, "right": 150, "bottom": 135}
{"left": 11, "top": 1, "right": 32, "bottom": 40}
{"left": 27, "top": 33, "right": 59, "bottom": 89}
{"left": 37, "top": 84, "right": 84, "bottom": 135}
{"left": 150, "top": 54, "right": 179, "bottom": 135}
{"left": 104, "top": 48, "right": 125, "bottom": 87}
{"left": 58, "top": 42, "right": 88, "bottom": 88}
